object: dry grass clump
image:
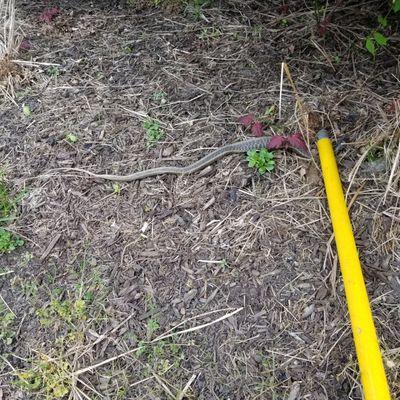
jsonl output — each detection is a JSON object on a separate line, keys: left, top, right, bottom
{"left": 0, "top": 0, "right": 20, "bottom": 80}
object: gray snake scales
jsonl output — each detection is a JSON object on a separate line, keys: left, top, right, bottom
{"left": 59, "top": 136, "right": 307, "bottom": 182}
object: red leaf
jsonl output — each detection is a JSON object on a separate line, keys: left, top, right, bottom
{"left": 39, "top": 7, "right": 60, "bottom": 24}
{"left": 238, "top": 113, "right": 255, "bottom": 128}
{"left": 287, "top": 132, "right": 308, "bottom": 151}
{"left": 251, "top": 122, "right": 264, "bottom": 137}
{"left": 267, "top": 135, "right": 286, "bottom": 149}
{"left": 19, "top": 40, "right": 31, "bottom": 51}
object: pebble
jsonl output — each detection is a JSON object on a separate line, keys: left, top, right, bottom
{"left": 302, "top": 304, "right": 315, "bottom": 319}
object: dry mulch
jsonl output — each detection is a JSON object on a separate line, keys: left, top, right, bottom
{"left": 0, "top": 1, "right": 399, "bottom": 399}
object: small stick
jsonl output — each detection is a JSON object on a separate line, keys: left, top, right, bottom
{"left": 177, "top": 374, "right": 197, "bottom": 400}
{"left": 0, "top": 293, "right": 15, "bottom": 317}
{"left": 278, "top": 62, "right": 284, "bottom": 121}
{"left": 383, "top": 136, "right": 400, "bottom": 204}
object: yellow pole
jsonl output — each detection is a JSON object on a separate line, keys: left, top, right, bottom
{"left": 316, "top": 129, "right": 391, "bottom": 400}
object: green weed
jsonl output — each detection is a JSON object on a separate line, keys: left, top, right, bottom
{"left": 12, "top": 275, "right": 38, "bottom": 300}
{"left": 252, "top": 26, "right": 263, "bottom": 39}
{"left": 0, "top": 304, "right": 16, "bottom": 346}
{"left": 64, "top": 133, "right": 78, "bottom": 143}
{"left": 367, "top": 147, "right": 384, "bottom": 162}
{"left": 280, "top": 19, "right": 288, "bottom": 27}
{"left": 365, "top": 31, "right": 388, "bottom": 56}
{"left": 113, "top": 183, "right": 122, "bottom": 195}
{"left": 184, "top": 0, "right": 210, "bottom": 20}
{"left": 199, "top": 27, "right": 221, "bottom": 40}
{"left": 144, "top": 118, "right": 164, "bottom": 148}
{"left": 0, "top": 182, "right": 15, "bottom": 225}
{"left": 22, "top": 104, "right": 31, "bottom": 117}
{"left": 16, "top": 356, "right": 72, "bottom": 399}
{"left": 123, "top": 44, "right": 134, "bottom": 54}
{"left": 255, "top": 355, "right": 280, "bottom": 398}
{"left": 246, "top": 149, "right": 275, "bottom": 175}
{"left": 147, "top": 318, "right": 160, "bottom": 337}
{"left": 137, "top": 338, "right": 183, "bottom": 374}
{"left": 47, "top": 66, "right": 60, "bottom": 77}
{"left": 36, "top": 298, "right": 87, "bottom": 327}
{"left": 153, "top": 90, "right": 167, "bottom": 105}
{"left": 0, "top": 229, "right": 24, "bottom": 254}
{"left": 365, "top": 2, "right": 399, "bottom": 56}
{"left": 333, "top": 54, "right": 341, "bottom": 65}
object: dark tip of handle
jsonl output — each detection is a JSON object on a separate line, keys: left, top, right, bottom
{"left": 317, "top": 129, "right": 329, "bottom": 140}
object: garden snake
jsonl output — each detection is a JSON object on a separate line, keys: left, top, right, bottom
{"left": 57, "top": 136, "right": 308, "bottom": 182}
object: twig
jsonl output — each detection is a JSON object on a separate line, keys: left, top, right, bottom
{"left": 177, "top": 374, "right": 197, "bottom": 400}
{"left": 383, "top": 136, "right": 400, "bottom": 204}
{"left": 278, "top": 62, "right": 284, "bottom": 120}
{"left": 0, "top": 293, "right": 15, "bottom": 316}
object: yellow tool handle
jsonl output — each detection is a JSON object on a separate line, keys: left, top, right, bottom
{"left": 316, "top": 130, "right": 391, "bottom": 400}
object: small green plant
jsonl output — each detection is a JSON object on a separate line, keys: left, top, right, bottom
{"left": 333, "top": 54, "right": 341, "bottom": 65}
{"left": 280, "top": 19, "right": 288, "bottom": 27}
{"left": 153, "top": 90, "right": 167, "bottom": 105}
{"left": 246, "top": 149, "right": 275, "bottom": 175}
{"left": 184, "top": 0, "right": 210, "bottom": 20}
{"left": 365, "top": 31, "right": 388, "bottom": 56}
{"left": 367, "top": 147, "right": 384, "bottom": 162}
{"left": 0, "top": 181, "right": 25, "bottom": 253}
{"left": 365, "top": 1, "right": 400, "bottom": 56}
{"left": 1, "top": 185, "right": 27, "bottom": 223}
{"left": 199, "top": 27, "right": 222, "bottom": 40}
{"left": 144, "top": 118, "right": 164, "bottom": 148}
{"left": 252, "top": 26, "right": 263, "bottom": 39}
{"left": 22, "top": 104, "right": 31, "bottom": 117}
{"left": 0, "top": 181, "right": 13, "bottom": 223}
{"left": 16, "top": 356, "right": 72, "bottom": 399}
{"left": 137, "top": 338, "right": 183, "bottom": 374}
{"left": 113, "top": 183, "right": 122, "bottom": 195}
{"left": 12, "top": 275, "right": 38, "bottom": 299}
{"left": 147, "top": 318, "right": 160, "bottom": 337}
{"left": 123, "top": 43, "right": 134, "bottom": 54}
{"left": 64, "top": 133, "right": 78, "bottom": 143}
{"left": 36, "top": 298, "right": 87, "bottom": 327}
{"left": 47, "top": 66, "right": 60, "bottom": 77}
{"left": 0, "top": 229, "right": 24, "bottom": 253}
{"left": 0, "top": 305, "right": 16, "bottom": 345}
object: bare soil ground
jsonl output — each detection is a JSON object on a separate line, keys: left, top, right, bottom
{"left": 0, "top": 1, "right": 399, "bottom": 399}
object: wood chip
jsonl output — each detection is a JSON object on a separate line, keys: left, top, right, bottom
{"left": 40, "top": 233, "right": 62, "bottom": 261}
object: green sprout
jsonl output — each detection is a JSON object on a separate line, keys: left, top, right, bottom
{"left": 246, "top": 149, "right": 275, "bottom": 175}
{"left": 144, "top": 118, "right": 164, "bottom": 148}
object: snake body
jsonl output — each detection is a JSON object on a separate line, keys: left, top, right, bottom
{"left": 60, "top": 136, "right": 299, "bottom": 182}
